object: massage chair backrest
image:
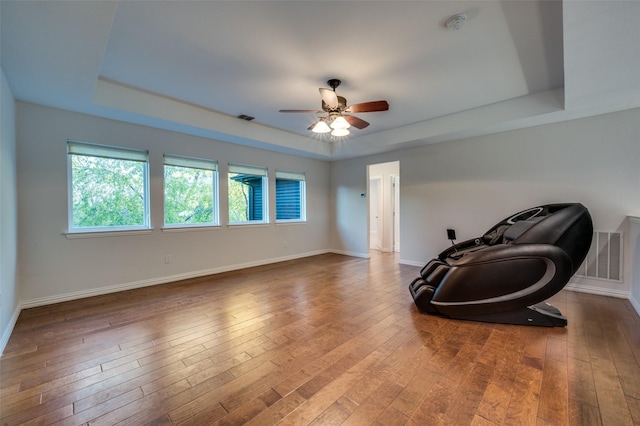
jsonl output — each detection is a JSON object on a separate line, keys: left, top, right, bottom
{"left": 509, "top": 203, "right": 593, "bottom": 274}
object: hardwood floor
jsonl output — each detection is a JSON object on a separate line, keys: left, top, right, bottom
{"left": 1, "top": 252, "right": 639, "bottom": 425}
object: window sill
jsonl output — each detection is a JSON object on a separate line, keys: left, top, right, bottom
{"left": 64, "top": 229, "right": 153, "bottom": 239}
{"left": 227, "top": 222, "right": 270, "bottom": 229}
{"left": 162, "top": 225, "right": 221, "bottom": 233}
{"left": 275, "top": 220, "right": 307, "bottom": 226}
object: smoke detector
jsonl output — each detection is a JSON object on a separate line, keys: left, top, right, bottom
{"left": 446, "top": 14, "right": 467, "bottom": 31}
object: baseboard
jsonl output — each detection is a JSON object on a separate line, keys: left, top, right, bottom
{"left": 399, "top": 259, "right": 424, "bottom": 267}
{"left": 12, "top": 250, "right": 633, "bottom": 356}
{"left": 564, "top": 283, "right": 630, "bottom": 299}
{"left": 21, "top": 250, "right": 332, "bottom": 310}
{"left": 329, "top": 249, "right": 370, "bottom": 259}
{"left": 0, "top": 304, "right": 21, "bottom": 357}
{"left": 629, "top": 293, "right": 640, "bottom": 317}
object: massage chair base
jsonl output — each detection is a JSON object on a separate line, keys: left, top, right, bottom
{"left": 452, "top": 302, "right": 567, "bottom": 327}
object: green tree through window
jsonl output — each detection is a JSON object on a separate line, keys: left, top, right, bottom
{"left": 164, "top": 155, "right": 218, "bottom": 226}
{"left": 68, "top": 141, "right": 149, "bottom": 231}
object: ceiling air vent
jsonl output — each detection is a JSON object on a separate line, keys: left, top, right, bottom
{"left": 236, "top": 114, "right": 255, "bottom": 121}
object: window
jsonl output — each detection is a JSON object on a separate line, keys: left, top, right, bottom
{"left": 275, "top": 170, "right": 306, "bottom": 221}
{"left": 68, "top": 141, "right": 149, "bottom": 232}
{"left": 164, "top": 155, "right": 219, "bottom": 227}
{"left": 228, "top": 163, "right": 268, "bottom": 224}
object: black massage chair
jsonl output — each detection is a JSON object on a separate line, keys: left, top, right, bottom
{"left": 409, "top": 203, "right": 593, "bottom": 326}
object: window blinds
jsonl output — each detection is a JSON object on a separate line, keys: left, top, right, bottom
{"left": 228, "top": 163, "right": 267, "bottom": 177}
{"left": 275, "top": 170, "right": 305, "bottom": 181}
{"left": 67, "top": 140, "right": 148, "bottom": 162}
{"left": 164, "top": 155, "right": 217, "bottom": 171}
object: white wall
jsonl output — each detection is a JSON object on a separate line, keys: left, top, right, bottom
{"left": 16, "top": 102, "right": 331, "bottom": 305}
{"left": 1, "top": 68, "right": 19, "bottom": 352}
{"left": 332, "top": 107, "right": 640, "bottom": 297}
{"left": 331, "top": 160, "right": 370, "bottom": 257}
{"left": 630, "top": 217, "right": 640, "bottom": 314}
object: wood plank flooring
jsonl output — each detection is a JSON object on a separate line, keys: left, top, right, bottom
{"left": 1, "top": 252, "right": 639, "bottom": 425}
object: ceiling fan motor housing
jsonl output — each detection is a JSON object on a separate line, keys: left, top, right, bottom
{"left": 322, "top": 96, "right": 347, "bottom": 112}
{"left": 327, "top": 79, "right": 341, "bottom": 91}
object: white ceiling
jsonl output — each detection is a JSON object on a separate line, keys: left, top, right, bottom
{"left": 2, "top": 1, "right": 639, "bottom": 160}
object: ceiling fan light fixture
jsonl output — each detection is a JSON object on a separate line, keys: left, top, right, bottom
{"left": 311, "top": 121, "right": 331, "bottom": 133}
{"left": 330, "top": 116, "right": 350, "bottom": 130}
{"left": 331, "top": 128, "right": 350, "bottom": 137}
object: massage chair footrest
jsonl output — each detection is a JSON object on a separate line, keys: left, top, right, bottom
{"left": 408, "top": 277, "right": 437, "bottom": 313}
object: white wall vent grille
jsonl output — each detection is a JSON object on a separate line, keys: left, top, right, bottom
{"left": 575, "top": 231, "right": 623, "bottom": 282}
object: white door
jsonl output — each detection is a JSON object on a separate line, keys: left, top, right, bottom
{"left": 369, "top": 176, "right": 383, "bottom": 250}
{"left": 392, "top": 175, "right": 400, "bottom": 252}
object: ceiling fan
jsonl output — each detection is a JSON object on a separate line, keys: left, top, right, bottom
{"left": 279, "top": 79, "right": 389, "bottom": 137}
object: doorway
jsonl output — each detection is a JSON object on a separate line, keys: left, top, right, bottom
{"left": 369, "top": 176, "right": 383, "bottom": 250}
{"left": 367, "top": 161, "right": 400, "bottom": 253}
{"left": 391, "top": 174, "right": 400, "bottom": 252}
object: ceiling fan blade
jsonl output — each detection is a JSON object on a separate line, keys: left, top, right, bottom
{"left": 344, "top": 115, "right": 370, "bottom": 129}
{"left": 319, "top": 88, "right": 339, "bottom": 109}
{"left": 345, "top": 100, "right": 389, "bottom": 113}
{"left": 279, "top": 109, "right": 321, "bottom": 113}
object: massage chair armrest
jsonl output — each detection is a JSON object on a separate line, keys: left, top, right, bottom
{"left": 431, "top": 244, "right": 573, "bottom": 316}
{"left": 438, "top": 238, "right": 484, "bottom": 261}
{"left": 450, "top": 243, "right": 571, "bottom": 268}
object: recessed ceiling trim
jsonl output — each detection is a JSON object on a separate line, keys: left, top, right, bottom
{"left": 332, "top": 88, "right": 566, "bottom": 159}
{"left": 93, "top": 77, "right": 332, "bottom": 158}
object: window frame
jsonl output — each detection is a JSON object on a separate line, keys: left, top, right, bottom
{"left": 67, "top": 140, "right": 150, "bottom": 234}
{"left": 275, "top": 169, "right": 307, "bottom": 223}
{"left": 227, "top": 163, "right": 269, "bottom": 225}
{"left": 163, "top": 154, "right": 220, "bottom": 229}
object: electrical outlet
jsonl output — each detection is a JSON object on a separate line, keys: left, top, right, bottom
{"left": 165, "top": 254, "right": 172, "bottom": 264}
